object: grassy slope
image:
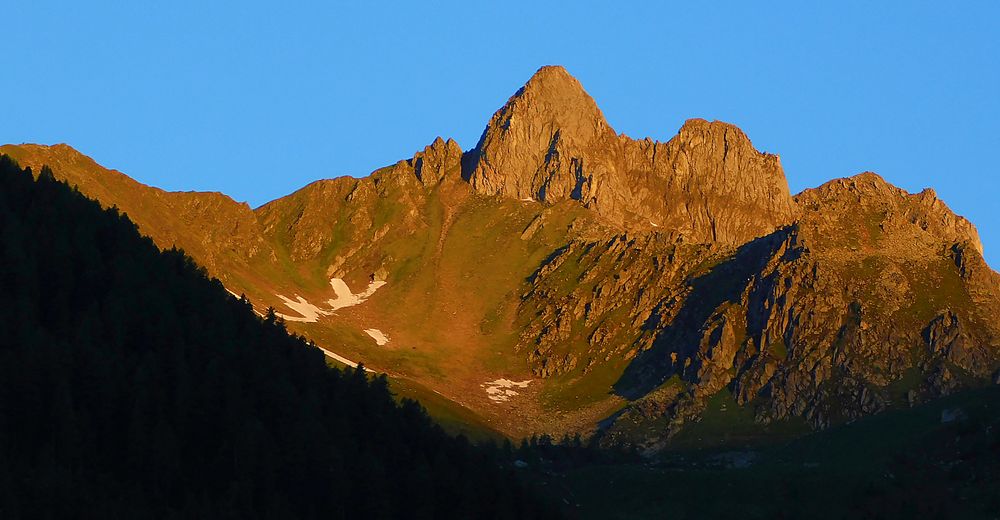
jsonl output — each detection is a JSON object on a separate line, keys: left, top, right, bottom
{"left": 1, "top": 145, "right": 526, "bottom": 442}
{"left": 322, "top": 356, "right": 505, "bottom": 443}
{"left": 387, "top": 376, "right": 507, "bottom": 443}
{"left": 265, "top": 174, "right": 609, "bottom": 438}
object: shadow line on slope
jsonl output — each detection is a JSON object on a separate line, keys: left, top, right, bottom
{"left": 612, "top": 227, "right": 797, "bottom": 401}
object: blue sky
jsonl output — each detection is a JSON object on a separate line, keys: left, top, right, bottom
{"left": 3, "top": 1, "right": 998, "bottom": 264}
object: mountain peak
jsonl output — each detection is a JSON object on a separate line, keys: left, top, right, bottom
{"left": 466, "top": 66, "right": 614, "bottom": 201}
{"left": 469, "top": 66, "right": 612, "bottom": 187}
{"left": 527, "top": 64, "right": 572, "bottom": 79}
{"left": 677, "top": 118, "right": 753, "bottom": 143}
{"left": 519, "top": 65, "right": 589, "bottom": 100}
{"left": 464, "top": 66, "right": 796, "bottom": 244}
{"left": 795, "top": 171, "right": 984, "bottom": 255}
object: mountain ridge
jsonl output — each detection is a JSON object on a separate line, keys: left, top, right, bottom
{"left": 3, "top": 65, "right": 997, "bottom": 448}
{"left": 466, "top": 65, "right": 797, "bottom": 246}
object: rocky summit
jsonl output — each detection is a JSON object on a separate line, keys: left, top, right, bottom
{"left": 468, "top": 65, "right": 796, "bottom": 245}
{"left": 3, "top": 65, "right": 998, "bottom": 450}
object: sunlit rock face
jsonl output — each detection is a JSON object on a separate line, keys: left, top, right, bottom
{"left": 468, "top": 65, "right": 797, "bottom": 246}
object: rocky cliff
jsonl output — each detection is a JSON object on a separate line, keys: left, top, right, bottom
{"left": 467, "top": 65, "right": 797, "bottom": 246}
{"left": 590, "top": 172, "right": 1000, "bottom": 446}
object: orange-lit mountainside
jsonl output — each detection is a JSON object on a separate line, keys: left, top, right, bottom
{"left": 6, "top": 66, "right": 998, "bottom": 450}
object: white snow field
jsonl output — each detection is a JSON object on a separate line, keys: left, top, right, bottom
{"left": 327, "top": 277, "right": 386, "bottom": 310}
{"left": 363, "top": 328, "right": 390, "bottom": 346}
{"left": 276, "top": 276, "right": 386, "bottom": 323}
{"left": 276, "top": 295, "right": 331, "bottom": 323}
{"left": 481, "top": 379, "right": 532, "bottom": 402}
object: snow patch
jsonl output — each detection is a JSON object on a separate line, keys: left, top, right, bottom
{"left": 277, "top": 295, "right": 331, "bottom": 323}
{"left": 313, "top": 345, "right": 371, "bottom": 372}
{"left": 481, "top": 379, "right": 532, "bottom": 402}
{"left": 520, "top": 197, "right": 535, "bottom": 202}
{"left": 650, "top": 221, "right": 659, "bottom": 227}
{"left": 275, "top": 276, "right": 386, "bottom": 323}
{"left": 364, "top": 328, "right": 389, "bottom": 346}
{"left": 328, "top": 278, "right": 386, "bottom": 310}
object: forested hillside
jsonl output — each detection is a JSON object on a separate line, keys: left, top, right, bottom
{"left": 0, "top": 156, "right": 553, "bottom": 518}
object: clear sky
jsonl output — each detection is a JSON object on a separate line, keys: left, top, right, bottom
{"left": 3, "top": 1, "right": 998, "bottom": 264}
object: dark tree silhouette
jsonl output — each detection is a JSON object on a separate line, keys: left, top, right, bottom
{"left": 0, "top": 156, "right": 556, "bottom": 519}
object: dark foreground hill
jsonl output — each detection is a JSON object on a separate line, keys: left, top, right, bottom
{"left": 0, "top": 156, "right": 554, "bottom": 518}
{"left": 542, "top": 384, "right": 1000, "bottom": 519}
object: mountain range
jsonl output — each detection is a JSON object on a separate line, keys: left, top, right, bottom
{"left": 5, "top": 65, "right": 998, "bottom": 450}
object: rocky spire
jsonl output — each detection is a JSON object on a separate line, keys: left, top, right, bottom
{"left": 411, "top": 136, "right": 463, "bottom": 186}
{"left": 465, "top": 65, "right": 797, "bottom": 246}
{"left": 468, "top": 65, "right": 617, "bottom": 201}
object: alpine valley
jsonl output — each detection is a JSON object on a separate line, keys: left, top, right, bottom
{"left": 5, "top": 65, "right": 999, "bottom": 452}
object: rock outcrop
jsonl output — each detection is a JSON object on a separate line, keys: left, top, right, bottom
{"left": 413, "top": 137, "right": 464, "bottom": 186}
{"left": 467, "top": 65, "right": 797, "bottom": 246}
{"left": 510, "top": 133, "right": 999, "bottom": 446}
{"left": 468, "top": 65, "right": 618, "bottom": 203}
{"left": 580, "top": 173, "right": 1000, "bottom": 445}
